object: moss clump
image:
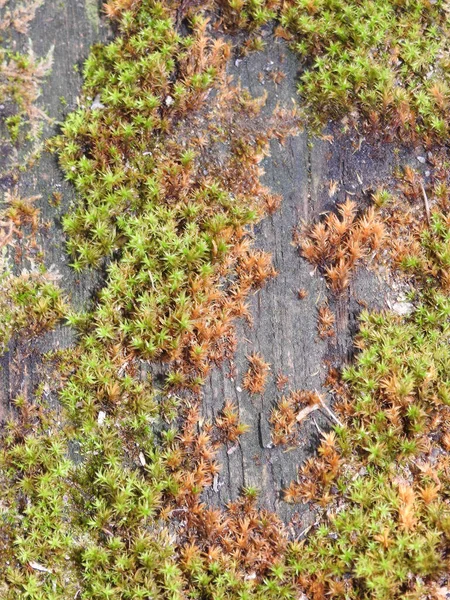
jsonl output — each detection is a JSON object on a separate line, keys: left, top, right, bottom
{"left": 214, "top": 0, "right": 282, "bottom": 30}
{"left": 296, "top": 198, "right": 385, "bottom": 294}
{"left": 398, "top": 210, "right": 450, "bottom": 294}
{"left": 218, "top": 0, "right": 450, "bottom": 141}
{"left": 52, "top": 2, "right": 292, "bottom": 367}
{"left": 5, "top": 113, "right": 24, "bottom": 143}
{"left": 279, "top": 0, "right": 450, "bottom": 140}
{"left": 0, "top": 47, "right": 52, "bottom": 172}
{"left": 0, "top": 264, "right": 66, "bottom": 354}
{"left": 285, "top": 196, "right": 450, "bottom": 598}
{"left": 0, "top": 0, "right": 43, "bottom": 35}
{"left": 286, "top": 298, "right": 450, "bottom": 597}
{"left": 0, "top": 0, "right": 50, "bottom": 175}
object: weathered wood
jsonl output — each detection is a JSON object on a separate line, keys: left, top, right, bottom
{"left": 199, "top": 40, "right": 418, "bottom": 528}
{"left": 0, "top": 0, "right": 110, "bottom": 418}
{"left": 0, "top": 4, "right": 415, "bottom": 526}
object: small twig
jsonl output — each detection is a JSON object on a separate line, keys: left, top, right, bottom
{"left": 419, "top": 181, "right": 431, "bottom": 226}
{"left": 296, "top": 403, "right": 319, "bottom": 423}
{"left": 320, "top": 400, "right": 343, "bottom": 427}
{"left": 312, "top": 417, "right": 324, "bottom": 435}
{"left": 296, "top": 523, "right": 314, "bottom": 539}
{"left": 315, "top": 390, "right": 344, "bottom": 427}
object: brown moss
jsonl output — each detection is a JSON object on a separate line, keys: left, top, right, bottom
{"left": 242, "top": 352, "right": 271, "bottom": 395}
{"left": 317, "top": 302, "right": 335, "bottom": 340}
{"left": 296, "top": 198, "right": 385, "bottom": 294}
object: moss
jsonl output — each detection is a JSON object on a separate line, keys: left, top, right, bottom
{"left": 284, "top": 179, "right": 450, "bottom": 598}
{"left": 5, "top": 113, "right": 24, "bottom": 142}
{"left": 0, "top": 0, "right": 44, "bottom": 35}
{"left": 1, "top": 0, "right": 450, "bottom": 599}
{"left": 1, "top": 2, "right": 296, "bottom": 598}
{"left": 278, "top": 0, "right": 450, "bottom": 141}
{"left": 214, "top": 0, "right": 282, "bottom": 30}
{"left": 0, "top": 261, "right": 67, "bottom": 354}
{"left": 284, "top": 289, "right": 450, "bottom": 597}
{"left": 218, "top": 0, "right": 450, "bottom": 142}
{"left": 0, "top": 42, "right": 52, "bottom": 176}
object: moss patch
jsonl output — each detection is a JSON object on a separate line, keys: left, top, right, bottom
{"left": 0, "top": 264, "right": 66, "bottom": 354}
{"left": 279, "top": 0, "right": 450, "bottom": 141}
{"left": 1, "top": 0, "right": 450, "bottom": 599}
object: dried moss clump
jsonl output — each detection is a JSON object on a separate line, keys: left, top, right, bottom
{"left": 297, "top": 198, "right": 384, "bottom": 294}
{"left": 243, "top": 352, "right": 271, "bottom": 394}
{"left": 270, "top": 390, "right": 321, "bottom": 446}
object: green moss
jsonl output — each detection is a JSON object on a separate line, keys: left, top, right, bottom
{"left": 216, "top": 0, "right": 282, "bottom": 29}
{"left": 0, "top": 263, "right": 67, "bottom": 354}
{"left": 279, "top": 0, "right": 450, "bottom": 140}
{"left": 2, "top": 1, "right": 450, "bottom": 599}
{"left": 5, "top": 113, "right": 23, "bottom": 143}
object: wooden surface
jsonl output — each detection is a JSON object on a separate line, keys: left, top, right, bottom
{"left": 0, "top": 0, "right": 110, "bottom": 419}
{"left": 0, "top": 3, "right": 414, "bottom": 526}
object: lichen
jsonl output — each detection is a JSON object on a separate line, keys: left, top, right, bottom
{"left": 85, "top": 0, "right": 100, "bottom": 33}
